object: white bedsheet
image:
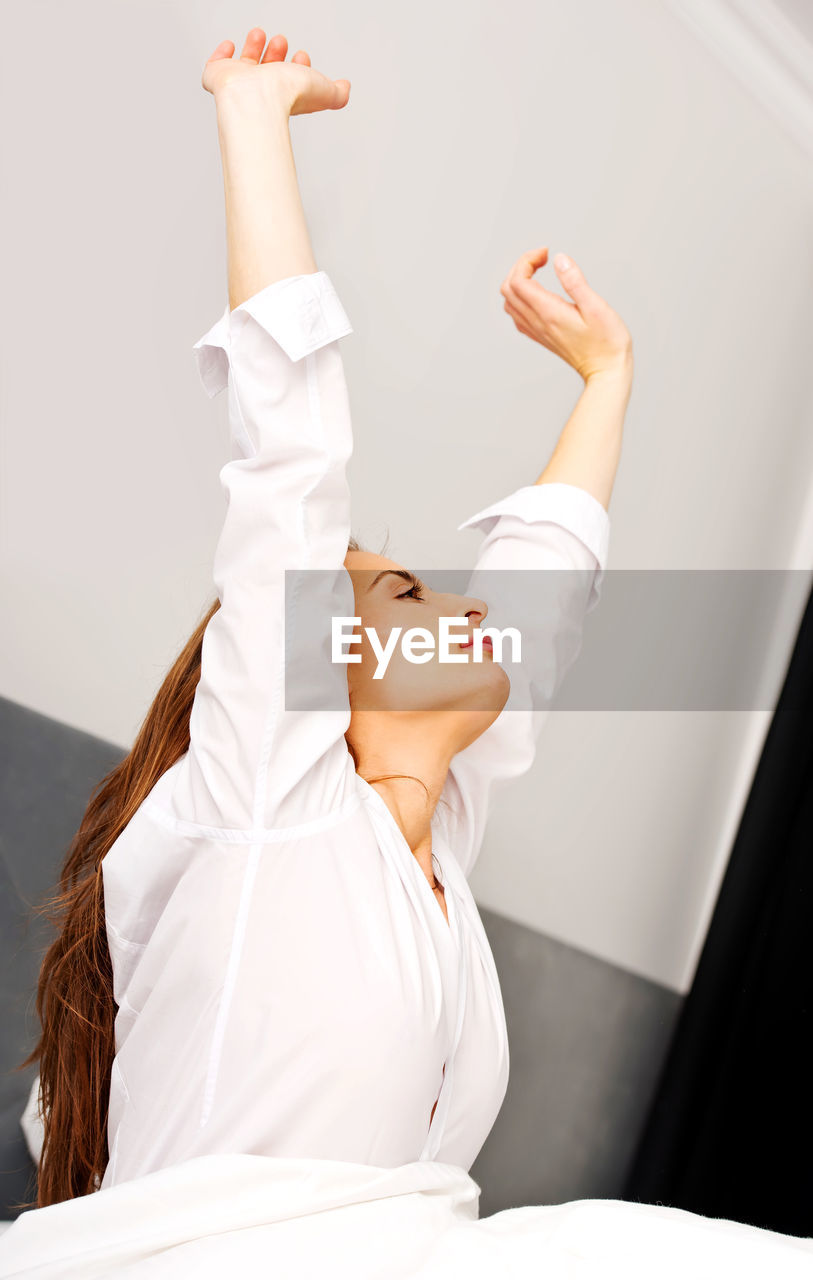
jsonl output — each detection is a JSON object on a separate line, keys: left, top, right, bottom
{"left": 1, "top": 1153, "right": 812, "bottom": 1279}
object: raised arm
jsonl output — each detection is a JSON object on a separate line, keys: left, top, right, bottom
{"left": 170, "top": 33, "right": 358, "bottom": 831}
{"left": 203, "top": 29, "right": 351, "bottom": 306}
{"left": 437, "top": 249, "right": 633, "bottom": 877}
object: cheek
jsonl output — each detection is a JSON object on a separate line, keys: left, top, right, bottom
{"left": 355, "top": 608, "right": 429, "bottom": 657}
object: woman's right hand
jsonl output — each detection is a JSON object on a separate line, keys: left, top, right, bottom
{"left": 201, "top": 28, "right": 351, "bottom": 118}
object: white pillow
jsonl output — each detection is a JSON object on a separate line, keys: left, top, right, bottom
{"left": 19, "top": 1074, "right": 102, "bottom": 1190}
{"left": 20, "top": 1074, "right": 44, "bottom": 1164}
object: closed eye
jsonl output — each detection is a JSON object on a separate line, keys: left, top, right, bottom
{"left": 398, "top": 579, "right": 426, "bottom": 602}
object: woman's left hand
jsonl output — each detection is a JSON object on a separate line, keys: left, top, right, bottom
{"left": 500, "top": 247, "right": 633, "bottom": 383}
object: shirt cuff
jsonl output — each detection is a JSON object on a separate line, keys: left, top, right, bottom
{"left": 192, "top": 270, "right": 354, "bottom": 398}
{"left": 456, "top": 482, "right": 611, "bottom": 570}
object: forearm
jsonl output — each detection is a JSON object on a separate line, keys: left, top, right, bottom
{"left": 214, "top": 83, "right": 317, "bottom": 311}
{"left": 534, "top": 363, "right": 632, "bottom": 512}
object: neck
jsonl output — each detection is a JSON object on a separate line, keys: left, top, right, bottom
{"left": 348, "top": 712, "right": 459, "bottom": 879}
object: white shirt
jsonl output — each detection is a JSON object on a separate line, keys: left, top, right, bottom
{"left": 99, "top": 270, "right": 610, "bottom": 1191}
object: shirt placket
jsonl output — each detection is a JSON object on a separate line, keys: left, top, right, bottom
{"left": 418, "top": 885, "right": 468, "bottom": 1162}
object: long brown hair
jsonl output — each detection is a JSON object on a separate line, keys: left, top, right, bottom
{"left": 17, "top": 538, "right": 368, "bottom": 1209}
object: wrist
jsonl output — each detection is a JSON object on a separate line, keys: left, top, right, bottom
{"left": 214, "top": 75, "right": 293, "bottom": 124}
{"left": 583, "top": 354, "right": 633, "bottom": 393}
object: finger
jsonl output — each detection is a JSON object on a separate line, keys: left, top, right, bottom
{"left": 207, "top": 39, "right": 235, "bottom": 62}
{"left": 260, "top": 34, "right": 288, "bottom": 63}
{"left": 504, "top": 293, "right": 543, "bottom": 336}
{"left": 503, "top": 301, "right": 537, "bottom": 343}
{"left": 290, "top": 49, "right": 311, "bottom": 65}
{"left": 502, "top": 248, "right": 548, "bottom": 310}
{"left": 503, "top": 260, "right": 565, "bottom": 327}
{"left": 505, "top": 300, "right": 556, "bottom": 353}
{"left": 553, "top": 253, "right": 594, "bottom": 315}
{"left": 506, "top": 249, "right": 550, "bottom": 321}
{"left": 239, "top": 27, "right": 267, "bottom": 63}
{"left": 516, "top": 246, "right": 549, "bottom": 280}
{"left": 293, "top": 80, "right": 351, "bottom": 116}
{"left": 289, "top": 74, "right": 351, "bottom": 117}
{"left": 509, "top": 270, "right": 579, "bottom": 328}
{"left": 502, "top": 281, "right": 539, "bottom": 331}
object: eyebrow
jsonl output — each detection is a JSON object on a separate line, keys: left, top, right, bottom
{"left": 363, "top": 569, "right": 422, "bottom": 595}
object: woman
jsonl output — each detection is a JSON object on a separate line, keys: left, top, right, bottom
{"left": 6, "top": 28, "right": 811, "bottom": 1279}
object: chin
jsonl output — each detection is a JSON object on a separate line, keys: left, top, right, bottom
{"left": 447, "top": 662, "right": 511, "bottom": 714}
{"left": 492, "top": 670, "right": 512, "bottom": 715}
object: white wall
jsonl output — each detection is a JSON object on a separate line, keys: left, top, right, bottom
{"left": 2, "top": 0, "right": 812, "bottom": 993}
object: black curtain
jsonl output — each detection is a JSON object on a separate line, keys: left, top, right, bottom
{"left": 622, "top": 582, "right": 813, "bottom": 1239}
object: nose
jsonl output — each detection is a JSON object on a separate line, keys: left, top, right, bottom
{"left": 461, "top": 595, "right": 488, "bottom": 627}
{"left": 436, "top": 589, "right": 489, "bottom": 629}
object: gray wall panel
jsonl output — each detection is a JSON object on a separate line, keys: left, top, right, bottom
{"left": 472, "top": 906, "right": 683, "bottom": 1215}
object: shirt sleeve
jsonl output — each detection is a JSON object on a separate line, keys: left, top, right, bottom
{"left": 168, "top": 270, "right": 358, "bottom": 831}
{"left": 436, "top": 482, "right": 610, "bottom": 879}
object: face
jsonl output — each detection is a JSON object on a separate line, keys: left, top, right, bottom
{"left": 343, "top": 549, "right": 511, "bottom": 735}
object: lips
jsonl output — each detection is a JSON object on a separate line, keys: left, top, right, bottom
{"left": 459, "top": 636, "right": 493, "bottom": 650}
